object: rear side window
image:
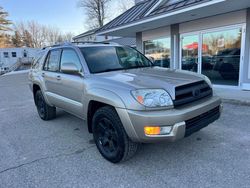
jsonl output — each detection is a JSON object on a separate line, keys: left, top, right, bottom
{"left": 44, "top": 50, "right": 61, "bottom": 72}
{"left": 32, "top": 51, "right": 45, "bottom": 69}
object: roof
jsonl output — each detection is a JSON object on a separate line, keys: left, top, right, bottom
{"left": 73, "top": 28, "right": 98, "bottom": 40}
{"left": 106, "top": 37, "right": 136, "bottom": 46}
{"left": 98, "top": 0, "right": 158, "bottom": 33}
{"left": 97, "top": 0, "right": 211, "bottom": 34}
{"left": 149, "top": 0, "right": 211, "bottom": 16}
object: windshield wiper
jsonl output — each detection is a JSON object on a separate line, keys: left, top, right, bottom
{"left": 95, "top": 68, "right": 125, "bottom": 73}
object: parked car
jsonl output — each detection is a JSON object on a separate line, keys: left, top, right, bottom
{"left": 182, "top": 56, "right": 213, "bottom": 72}
{"left": 29, "top": 42, "right": 222, "bottom": 163}
{"left": 153, "top": 58, "right": 170, "bottom": 68}
{"left": 213, "top": 48, "right": 240, "bottom": 79}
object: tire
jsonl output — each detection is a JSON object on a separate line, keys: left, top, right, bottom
{"left": 92, "top": 106, "right": 138, "bottom": 163}
{"left": 35, "top": 90, "right": 56, "bottom": 121}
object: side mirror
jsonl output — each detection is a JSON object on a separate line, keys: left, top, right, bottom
{"left": 61, "top": 62, "right": 82, "bottom": 76}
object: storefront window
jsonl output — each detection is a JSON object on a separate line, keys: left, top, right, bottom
{"left": 181, "top": 35, "right": 199, "bottom": 72}
{"left": 144, "top": 38, "right": 171, "bottom": 68}
{"left": 202, "top": 28, "right": 242, "bottom": 86}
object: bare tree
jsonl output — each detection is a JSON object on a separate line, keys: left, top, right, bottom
{"left": 78, "top": 0, "right": 111, "bottom": 29}
{"left": 47, "top": 26, "right": 61, "bottom": 45}
{"left": 47, "top": 27, "right": 73, "bottom": 45}
{"left": 62, "top": 32, "right": 74, "bottom": 42}
{"left": 13, "top": 21, "right": 74, "bottom": 48}
{"left": 23, "top": 30, "right": 33, "bottom": 47}
{"left": 118, "top": 0, "right": 134, "bottom": 12}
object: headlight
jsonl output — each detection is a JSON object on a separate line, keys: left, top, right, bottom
{"left": 131, "top": 89, "right": 173, "bottom": 108}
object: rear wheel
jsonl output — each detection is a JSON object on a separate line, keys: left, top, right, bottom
{"left": 92, "top": 106, "right": 138, "bottom": 163}
{"left": 35, "top": 90, "right": 56, "bottom": 120}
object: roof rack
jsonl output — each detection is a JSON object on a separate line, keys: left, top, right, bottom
{"left": 41, "top": 41, "right": 118, "bottom": 50}
{"left": 71, "top": 41, "right": 118, "bottom": 45}
{"left": 41, "top": 42, "right": 75, "bottom": 50}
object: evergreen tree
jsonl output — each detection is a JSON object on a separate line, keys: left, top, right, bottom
{"left": 0, "top": 6, "right": 12, "bottom": 31}
{"left": 23, "top": 30, "right": 33, "bottom": 47}
{"left": 11, "top": 31, "right": 22, "bottom": 47}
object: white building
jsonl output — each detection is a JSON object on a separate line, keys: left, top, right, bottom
{"left": 73, "top": 28, "right": 136, "bottom": 46}
{"left": 0, "top": 47, "right": 39, "bottom": 74}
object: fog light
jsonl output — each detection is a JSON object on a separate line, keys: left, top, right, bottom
{"left": 144, "top": 126, "right": 172, "bottom": 136}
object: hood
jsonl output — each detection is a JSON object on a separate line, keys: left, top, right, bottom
{"left": 95, "top": 67, "right": 204, "bottom": 98}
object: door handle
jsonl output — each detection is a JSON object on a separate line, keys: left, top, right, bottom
{"left": 41, "top": 72, "right": 45, "bottom": 77}
{"left": 56, "top": 75, "right": 61, "bottom": 80}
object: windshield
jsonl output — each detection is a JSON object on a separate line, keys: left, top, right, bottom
{"left": 80, "top": 46, "right": 152, "bottom": 73}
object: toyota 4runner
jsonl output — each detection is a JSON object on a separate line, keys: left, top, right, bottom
{"left": 29, "top": 42, "right": 222, "bottom": 163}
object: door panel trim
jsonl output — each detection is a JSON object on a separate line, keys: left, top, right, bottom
{"left": 45, "top": 91, "right": 83, "bottom": 116}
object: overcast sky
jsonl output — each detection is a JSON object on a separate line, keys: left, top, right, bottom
{"left": 1, "top": 0, "right": 122, "bottom": 36}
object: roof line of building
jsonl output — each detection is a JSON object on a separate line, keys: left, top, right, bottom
{"left": 72, "top": 28, "right": 99, "bottom": 40}
{"left": 97, "top": 0, "right": 225, "bottom": 35}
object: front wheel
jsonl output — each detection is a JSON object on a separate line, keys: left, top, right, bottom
{"left": 92, "top": 106, "right": 138, "bottom": 163}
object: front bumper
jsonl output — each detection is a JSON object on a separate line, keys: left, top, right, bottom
{"left": 116, "top": 96, "right": 222, "bottom": 143}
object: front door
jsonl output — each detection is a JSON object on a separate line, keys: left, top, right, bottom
{"left": 57, "top": 48, "right": 85, "bottom": 118}
{"left": 43, "top": 49, "right": 62, "bottom": 102}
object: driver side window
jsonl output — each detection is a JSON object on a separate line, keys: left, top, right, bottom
{"left": 60, "top": 49, "right": 82, "bottom": 73}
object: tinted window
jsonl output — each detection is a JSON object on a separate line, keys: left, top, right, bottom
{"left": 60, "top": 49, "right": 82, "bottom": 72}
{"left": 80, "top": 46, "right": 152, "bottom": 73}
{"left": 44, "top": 50, "right": 61, "bottom": 72}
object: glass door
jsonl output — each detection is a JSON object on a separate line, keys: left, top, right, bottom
{"left": 201, "top": 28, "right": 242, "bottom": 86}
{"left": 181, "top": 35, "right": 199, "bottom": 72}
{"left": 180, "top": 26, "right": 243, "bottom": 86}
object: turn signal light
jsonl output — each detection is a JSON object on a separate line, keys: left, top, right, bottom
{"left": 144, "top": 126, "right": 161, "bottom": 135}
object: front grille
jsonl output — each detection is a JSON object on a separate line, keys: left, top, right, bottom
{"left": 174, "top": 81, "right": 212, "bottom": 107}
{"left": 185, "top": 106, "right": 220, "bottom": 137}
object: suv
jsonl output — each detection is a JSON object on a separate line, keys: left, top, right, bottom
{"left": 29, "top": 42, "right": 222, "bottom": 163}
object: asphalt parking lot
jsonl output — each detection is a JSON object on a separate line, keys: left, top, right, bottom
{"left": 0, "top": 73, "right": 250, "bottom": 188}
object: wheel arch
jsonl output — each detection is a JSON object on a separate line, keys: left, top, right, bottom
{"left": 85, "top": 88, "right": 127, "bottom": 133}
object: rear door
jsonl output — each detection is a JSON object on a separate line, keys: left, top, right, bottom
{"left": 42, "top": 49, "right": 62, "bottom": 105}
